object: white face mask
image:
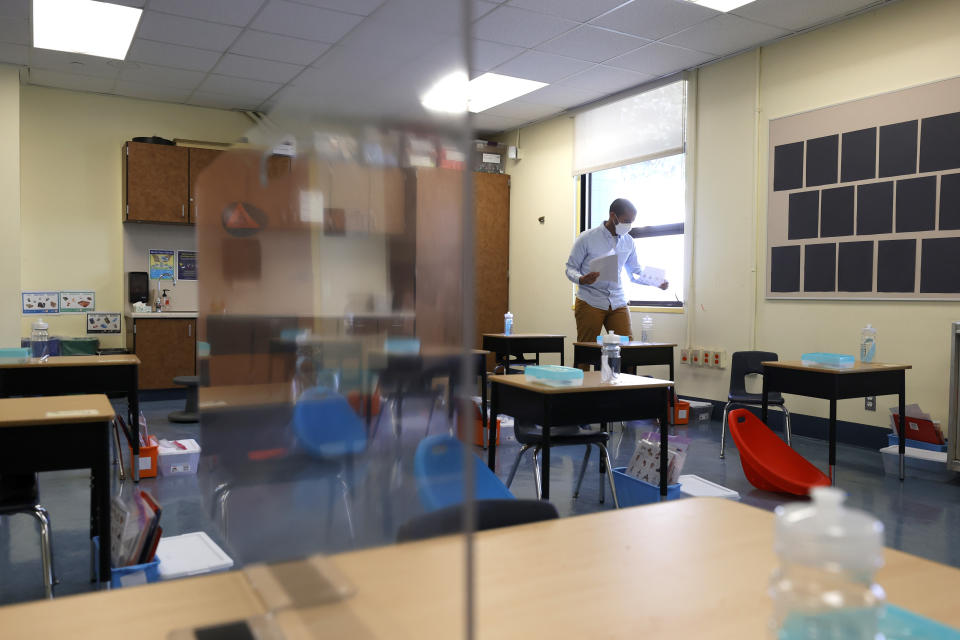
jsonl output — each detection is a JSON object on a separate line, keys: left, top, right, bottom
{"left": 614, "top": 221, "right": 632, "bottom": 236}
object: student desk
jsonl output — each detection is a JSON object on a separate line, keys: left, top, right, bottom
{"left": 481, "top": 333, "right": 565, "bottom": 373}
{"left": 0, "top": 355, "right": 142, "bottom": 480}
{"left": 488, "top": 371, "right": 673, "bottom": 499}
{"left": 3, "top": 498, "right": 960, "bottom": 639}
{"left": 0, "top": 395, "right": 115, "bottom": 585}
{"left": 761, "top": 360, "right": 911, "bottom": 483}
{"left": 573, "top": 341, "right": 677, "bottom": 380}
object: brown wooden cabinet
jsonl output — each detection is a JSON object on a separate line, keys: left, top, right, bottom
{"left": 124, "top": 142, "right": 189, "bottom": 223}
{"left": 129, "top": 318, "right": 197, "bottom": 389}
{"left": 188, "top": 147, "right": 223, "bottom": 224}
{"left": 473, "top": 172, "right": 510, "bottom": 349}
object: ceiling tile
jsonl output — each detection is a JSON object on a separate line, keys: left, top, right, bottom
{"left": 0, "top": 1, "right": 28, "bottom": 20}
{"left": 472, "top": 39, "right": 524, "bottom": 73}
{"left": 28, "top": 49, "right": 122, "bottom": 79}
{"left": 370, "top": 0, "right": 466, "bottom": 35}
{"left": 732, "top": 0, "right": 880, "bottom": 31}
{"left": 198, "top": 74, "right": 283, "bottom": 101}
{"left": 118, "top": 62, "right": 206, "bottom": 89}
{"left": 492, "top": 49, "right": 592, "bottom": 83}
{"left": 252, "top": 1, "right": 364, "bottom": 43}
{"left": 28, "top": 68, "right": 116, "bottom": 93}
{"left": 663, "top": 14, "right": 789, "bottom": 55}
{"left": 188, "top": 90, "right": 260, "bottom": 110}
{"left": 606, "top": 41, "right": 712, "bottom": 75}
{"left": 0, "top": 42, "right": 27, "bottom": 65}
{"left": 591, "top": 0, "right": 718, "bottom": 40}
{"left": 137, "top": 11, "right": 243, "bottom": 51}
{"left": 507, "top": 0, "right": 626, "bottom": 23}
{"left": 473, "top": 0, "right": 500, "bottom": 20}
{"left": 113, "top": 80, "right": 193, "bottom": 102}
{"left": 147, "top": 0, "right": 267, "bottom": 27}
{"left": 519, "top": 82, "right": 604, "bottom": 108}
{"left": 291, "top": 0, "right": 385, "bottom": 15}
{"left": 481, "top": 100, "right": 559, "bottom": 121}
{"left": 0, "top": 16, "right": 29, "bottom": 45}
{"left": 536, "top": 25, "right": 648, "bottom": 63}
{"left": 474, "top": 5, "right": 577, "bottom": 48}
{"left": 230, "top": 30, "right": 331, "bottom": 65}
{"left": 473, "top": 111, "right": 526, "bottom": 134}
{"left": 127, "top": 39, "right": 223, "bottom": 72}
{"left": 559, "top": 64, "right": 655, "bottom": 95}
{"left": 100, "top": 0, "right": 147, "bottom": 7}
{"left": 213, "top": 53, "right": 304, "bottom": 83}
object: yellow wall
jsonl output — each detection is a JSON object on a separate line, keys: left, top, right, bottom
{"left": 500, "top": 0, "right": 960, "bottom": 429}
{"left": 0, "top": 65, "right": 20, "bottom": 347}
{"left": 19, "top": 86, "right": 250, "bottom": 347}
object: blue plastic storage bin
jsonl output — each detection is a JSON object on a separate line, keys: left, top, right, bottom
{"left": 111, "top": 558, "right": 161, "bottom": 588}
{"left": 612, "top": 467, "right": 681, "bottom": 506}
{"left": 886, "top": 432, "right": 947, "bottom": 452}
{"left": 20, "top": 337, "right": 61, "bottom": 356}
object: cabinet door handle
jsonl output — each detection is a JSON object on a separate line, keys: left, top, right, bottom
{"left": 188, "top": 324, "right": 192, "bottom": 337}
{"left": 181, "top": 204, "right": 185, "bottom": 218}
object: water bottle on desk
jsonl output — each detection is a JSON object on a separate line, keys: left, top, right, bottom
{"left": 504, "top": 311, "right": 513, "bottom": 336}
{"left": 770, "top": 487, "right": 885, "bottom": 640}
{"left": 601, "top": 333, "right": 621, "bottom": 382}
{"left": 30, "top": 320, "right": 50, "bottom": 360}
{"left": 859, "top": 325, "right": 876, "bottom": 363}
{"left": 640, "top": 316, "right": 653, "bottom": 343}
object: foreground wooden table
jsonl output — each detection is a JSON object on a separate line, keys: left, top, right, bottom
{"left": 2, "top": 499, "right": 958, "bottom": 639}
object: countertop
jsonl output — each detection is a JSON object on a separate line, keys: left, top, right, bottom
{"left": 129, "top": 312, "right": 198, "bottom": 319}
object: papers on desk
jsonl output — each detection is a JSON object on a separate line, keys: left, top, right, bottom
{"left": 635, "top": 265, "right": 666, "bottom": 288}
{"left": 588, "top": 252, "right": 619, "bottom": 283}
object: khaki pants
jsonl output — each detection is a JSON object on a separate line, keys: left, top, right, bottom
{"left": 574, "top": 298, "right": 633, "bottom": 343}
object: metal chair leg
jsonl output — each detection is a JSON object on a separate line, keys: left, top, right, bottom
{"left": 573, "top": 445, "right": 591, "bottom": 499}
{"left": 505, "top": 444, "right": 530, "bottom": 489}
{"left": 781, "top": 406, "right": 792, "bottom": 447}
{"left": 32, "top": 506, "right": 55, "bottom": 598}
{"left": 719, "top": 402, "right": 732, "bottom": 458}
{"left": 596, "top": 444, "right": 620, "bottom": 509}
{"left": 112, "top": 419, "right": 125, "bottom": 482}
{"left": 531, "top": 447, "right": 543, "bottom": 500}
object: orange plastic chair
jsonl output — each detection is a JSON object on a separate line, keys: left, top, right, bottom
{"left": 727, "top": 409, "right": 830, "bottom": 495}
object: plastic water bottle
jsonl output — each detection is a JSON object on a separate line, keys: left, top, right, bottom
{"left": 640, "top": 316, "right": 653, "bottom": 343}
{"left": 770, "top": 487, "right": 885, "bottom": 640}
{"left": 30, "top": 320, "right": 50, "bottom": 359}
{"left": 601, "top": 333, "right": 621, "bottom": 382}
{"left": 504, "top": 311, "right": 513, "bottom": 336}
{"left": 859, "top": 325, "right": 876, "bottom": 363}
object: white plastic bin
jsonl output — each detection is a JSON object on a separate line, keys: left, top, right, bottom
{"left": 678, "top": 474, "right": 740, "bottom": 500}
{"left": 157, "top": 439, "right": 201, "bottom": 476}
{"left": 155, "top": 531, "right": 233, "bottom": 580}
{"left": 879, "top": 445, "right": 953, "bottom": 481}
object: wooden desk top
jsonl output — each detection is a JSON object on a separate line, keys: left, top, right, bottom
{"left": 198, "top": 383, "right": 294, "bottom": 409}
{"left": 490, "top": 370, "right": 673, "bottom": 394}
{"left": 764, "top": 360, "right": 912, "bottom": 374}
{"left": 0, "top": 395, "right": 115, "bottom": 427}
{"left": 2, "top": 499, "right": 958, "bottom": 639}
{"left": 574, "top": 341, "right": 678, "bottom": 348}
{"left": 482, "top": 333, "right": 565, "bottom": 339}
{"left": 0, "top": 354, "right": 140, "bottom": 369}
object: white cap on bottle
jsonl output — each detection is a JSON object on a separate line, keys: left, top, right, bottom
{"left": 32, "top": 320, "right": 49, "bottom": 330}
{"left": 602, "top": 332, "right": 621, "bottom": 344}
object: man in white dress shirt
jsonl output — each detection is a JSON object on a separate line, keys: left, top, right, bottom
{"left": 565, "top": 198, "right": 669, "bottom": 343}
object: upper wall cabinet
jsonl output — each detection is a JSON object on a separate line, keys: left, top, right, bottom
{"left": 187, "top": 147, "right": 223, "bottom": 224}
{"left": 123, "top": 141, "right": 189, "bottom": 224}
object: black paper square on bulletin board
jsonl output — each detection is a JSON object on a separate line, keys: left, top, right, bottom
{"left": 841, "top": 127, "right": 876, "bottom": 182}
{"left": 821, "top": 186, "right": 854, "bottom": 237}
{"left": 895, "top": 176, "right": 936, "bottom": 232}
{"left": 774, "top": 142, "right": 804, "bottom": 191}
{"left": 940, "top": 172, "right": 960, "bottom": 230}
{"left": 804, "top": 243, "right": 836, "bottom": 292}
{"left": 920, "top": 237, "right": 960, "bottom": 293}
{"left": 788, "top": 191, "right": 819, "bottom": 239}
{"left": 838, "top": 241, "right": 873, "bottom": 292}
{"left": 877, "top": 239, "right": 916, "bottom": 293}
{"left": 919, "top": 111, "right": 960, "bottom": 173}
{"left": 856, "top": 182, "right": 893, "bottom": 235}
{"left": 878, "top": 120, "right": 918, "bottom": 178}
{"left": 806, "top": 135, "right": 839, "bottom": 187}
{"left": 771, "top": 245, "right": 801, "bottom": 292}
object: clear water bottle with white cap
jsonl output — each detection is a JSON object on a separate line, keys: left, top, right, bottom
{"left": 601, "top": 332, "right": 621, "bottom": 382}
{"left": 770, "top": 487, "right": 886, "bottom": 639}
{"left": 859, "top": 324, "right": 877, "bottom": 363}
{"left": 30, "top": 319, "right": 50, "bottom": 360}
{"left": 504, "top": 311, "right": 513, "bottom": 336}
{"left": 640, "top": 316, "right": 653, "bottom": 343}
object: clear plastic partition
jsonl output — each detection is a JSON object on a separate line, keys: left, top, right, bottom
{"left": 193, "top": 1, "right": 475, "bottom": 636}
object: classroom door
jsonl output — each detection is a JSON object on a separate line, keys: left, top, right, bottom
{"left": 473, "top": 172, "right": 510, "bottom": 350}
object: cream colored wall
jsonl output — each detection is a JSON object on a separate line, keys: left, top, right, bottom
{"left": 0, "top": 66, "right": 20, "bottom": 347}
{"left": 19, "top": 86, "right": 249, "bottom": 347}
{"left": 501, "top": 0, "right": 960, "bottom": 429}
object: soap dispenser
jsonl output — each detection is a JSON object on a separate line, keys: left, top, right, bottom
{"left": 161, "top": 289, "right": 171, "bottom": 311}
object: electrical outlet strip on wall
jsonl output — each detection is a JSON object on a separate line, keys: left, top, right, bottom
{"left": 680, "top": 348, "right": 691, "bottom": 365}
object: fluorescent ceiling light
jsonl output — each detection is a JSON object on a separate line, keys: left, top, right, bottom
{"left": 33, "top": 0, "right": 142, "bottom": 60}
{"left": 421, "top": 71, "right": 548, "bottom": 114}
{"left": 683, "top": 0, "right": 755, "bottom": 11}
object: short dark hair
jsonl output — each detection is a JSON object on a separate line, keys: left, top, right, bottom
{"left": 609, "top": 198, "right": 636, "bottom": 218}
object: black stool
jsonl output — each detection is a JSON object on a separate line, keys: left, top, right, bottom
{"left": 168, "top": 375, "right": 199, "bottom": 423}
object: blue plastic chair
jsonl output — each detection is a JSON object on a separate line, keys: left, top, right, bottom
{"left": 293, "top": 386, "right": 367, "bottom": 458}
{"left": 414, "top": 435, "right": 514, "bottom": 511}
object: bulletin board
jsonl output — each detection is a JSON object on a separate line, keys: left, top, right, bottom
{"left": 767, "top": 75, "right": 960, "bottom": 300}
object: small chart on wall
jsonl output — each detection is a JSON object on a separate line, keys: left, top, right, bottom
{"left": 767, "top": 75, "right": 960, "bottom": 300}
